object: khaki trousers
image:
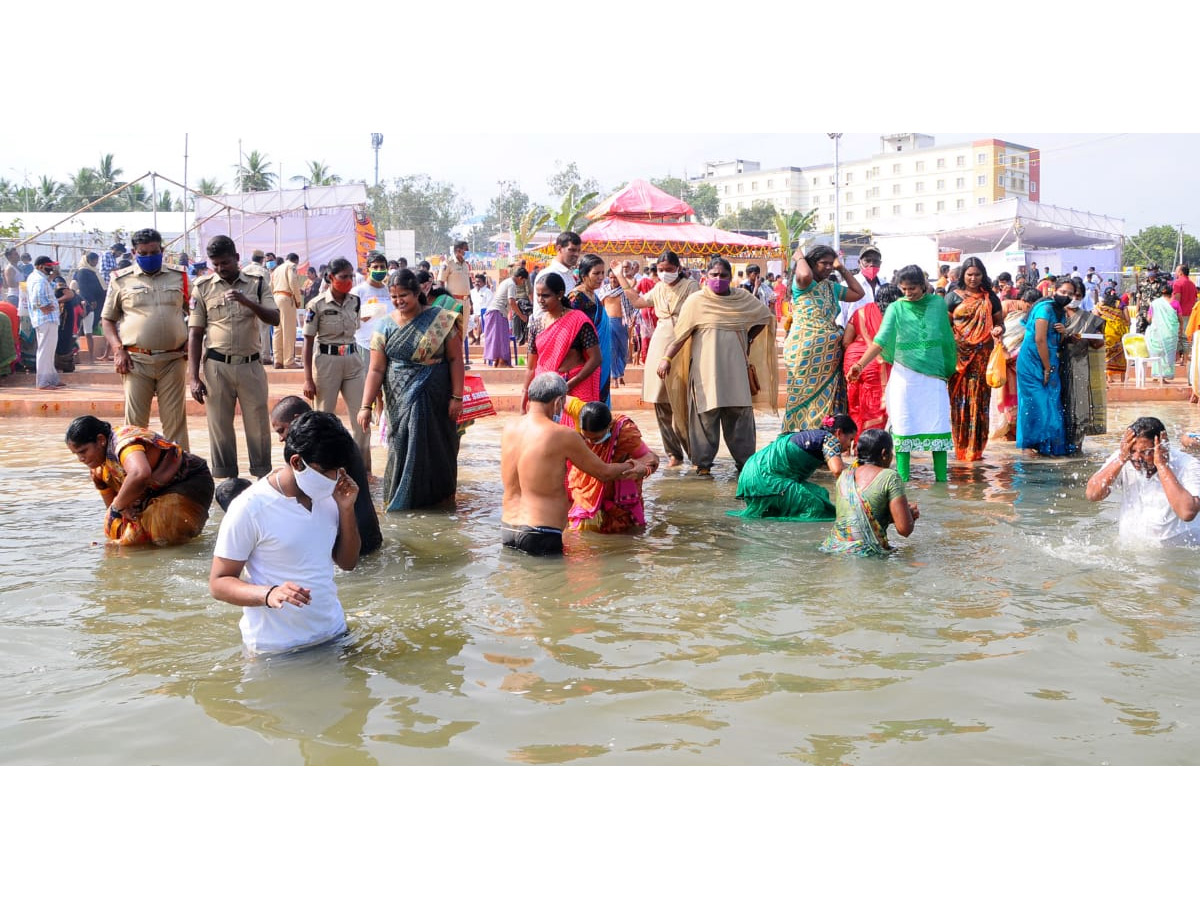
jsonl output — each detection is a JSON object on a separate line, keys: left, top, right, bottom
{"left": 273, "top": 295, "right": 297, "bottom": 365}
{"left": 314, "top": 350, "right": 369, "bottom": 468}
{"left": 203, "top": 356, "right": 272, "bottom": 478}
{"left": 124, "top": 350, "right": 189, "bottom": 450}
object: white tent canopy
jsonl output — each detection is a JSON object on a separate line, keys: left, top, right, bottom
{"left": 193, "top": 184, "right": 369, "bottom": 219}
{"left": 871, "top": 198, "right": 1124, "bottom": 253}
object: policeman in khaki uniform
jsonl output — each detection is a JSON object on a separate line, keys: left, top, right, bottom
{"left": 100, "top": 227, "right": 191, "bottom": 449}
{"left": 271, "top": 252, "right": 305, "bottom": 368}
{"left": 243, "top": 250, "right": 274, "bottom": 365}
{"left": 302, "top": 258, "right": 370, "bottom": 467}
{"left": 187, "top": 235, "right": 280, "bottom": 480}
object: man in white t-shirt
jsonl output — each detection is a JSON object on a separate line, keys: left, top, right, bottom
{"left": 1086, "top": 416, "right": 1200, "bottom": 546}
{"left": 537, "top": 231, "right": 581, "bottom": 291}
{"left": 838, "top": 245, "right": 887, "bottom": 328}
{"left": 210, "top": 410, "right": 362, "bottom": 654}
{"left": 354, "top": 252, "right": 392, "bottom": 351}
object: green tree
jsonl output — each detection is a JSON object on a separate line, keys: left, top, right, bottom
{"left": 548, "top": 185, "right": 598, "bottom": 233}
{"left": 368, "top": 175, "right": 473, "bottom": 258}
{"left": 0, "top": 178, "right": 17, "bottom": 212}
{"left": 773, "top": 208, "right": 820, "bottom": 265}
{"left": 1126, "top": 225, "right": 1200, "bottom": 269}
{"left": 481, "top": 181, "right": 533, "bottom": 243}
{"left": 0, "top": 217, "right": 22, "bottom": 240}
{"left": 237, "top": 150, "right": 276, "bottom": 192}
{"left": 290, "top": 160, "right": 342, "bottom": 187}
{"left": 156, "top": 190, "right": 175, "bottom": 212}
{"left": 124, "top": 182, "right": 152, "bottom": 211}
{"left": 196, "top": 177, "right": 224, "bottom": 196}
{"left": 714, "top": 200, "right": 778, "bottom": 232}
{"left": 648, "top": 175, "right": 720, "bottom": 224}
{"left": 93, "top": 154, "right": 127, "bottom": 209}
{"left": 510, "top": 207, "right": 551, "bottom": 257}
{"left": 32, "top": 176, "right": 68, "bottom": 211}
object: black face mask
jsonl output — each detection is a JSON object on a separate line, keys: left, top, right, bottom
{"left": 1052, "top": 294, "right": 1072, "bottom": 310}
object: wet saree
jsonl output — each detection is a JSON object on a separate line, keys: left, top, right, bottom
{"left": 1098, "top": 303, "right": 1129, "bottom": 376}
{"left": 1015, "top": 300, "right": 1067, "bottom": 456}
{"left": 948, "top": 289, "right": 998, "bottom": 461}
{"left": 843, "top": 302, "right": 887, "bottom": 432}
{"left": 92, "top": 425, "right": 213, "bottom": 546}
{"left": 783, "top": 277, "right": 846, "bottom": 431}
{"left": 373, "top": 307, "right": 461, "bottom": 511}
{"left": 1060, "top": 309, "right": 1107, "bottom": 453}
{"left": 819, "top": 465, "right": 904, "bottom": 557}
{"left": 1145, "top": 296, "right": 1179, "bottom": 379}
{"left": 729, "top": 432, "right": 835, "bottom": 521}
{"left": 567, "top": 412, "right": 648, "bottom": 533}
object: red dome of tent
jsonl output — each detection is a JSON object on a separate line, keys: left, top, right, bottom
{"left": 585, "top": 179, "right": 694, "bottom": 222}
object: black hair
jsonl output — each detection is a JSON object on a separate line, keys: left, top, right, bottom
{"left": 1129, "top": 416, "right": 1166, "bottom": 441}
{"left": 85, "top": 251, "right": 99, "bottom": 265}
{"left": 997, "top": 271, "right": 1012, "bottom": 283}
{"left": 804, "top": 244, "right": 838, "bottom": 272}
{"left": 270, "top": 394, "right": 312, "bottom": 424}
{"left": 415, "top": 269, "right": 433, "bottom": 286}
{"left": 539, "top": 272, "right": 567, "bottom": 297}
{"left": 708, "top": 256, "right": 733, "bottom": 278}
{"left": 1161, "top": 282, "right": 1175, "bottom": 297}
{"left": 656, "top": 250, "right": 680, "bottom": 268}
{"left": 939, "top": 264, "right": 950, "bottom": 274}
{"left": 856, "top": 428, "right": 893, "bottom": 466}
{"left": 577, "top": 253, "right": 605, "bottom": 279}
{"left": 367, "top": 252, "right": 387, "bottom": 267}
{"left": 579, "top": 401, "right": 613, "bottom": 433}
{"left": 205, "top": 235, "right": 237, "bottom": 259}
{"left": 1181, "top": 265, "right": 1191, "bottom": 276}
{"left": 822, "top": 413, "right": 857, "bottom": 435}
{"left": 418, "top": 260, "right": 431, "bottom": 271}
{"left": 328, "top": 257, "right": 354, "bottom": 277}
{"left": 65, "top": 415, "right": 113, "bottom": 446}
{"left": 283, "top": 410, "right": 357, "bottom": 471}
{"left": 453, "top": 240, "right": 469, "bottom": 252}
{"left": 875, "top": 283, "right": 902, "bottom": 312}
{"left": 1020, "top": 287, "right": 1042, "bottom": 305}
{"left": 513, "top": 267, "right": 528, "bottom": 280}
{"left": 388, "top": 267, "right": 423, "bottom": 303}
{"left": 895, "top": 264, "right": 927, "bottom": 290}
{"left": 130, "top": 228, "right": 164, "bottom": 247}
{"left": 428, "top": 286, "right": 453, "bottom": 303}
{"left": 398, "top": 257, "right": 408, "bottom": 267}
{"left": 215, "top": 477, "right": 252, "bottom": 512}
{"left": 959, "top": 256, "right": 994, "bottom": 294}
{"left": 287, "top": 253, "right": 300, "bottom": 263}
{"left": 746, "top": 264, "right": 760, "bottom": 275}
{"left": 556, "top": 232, "right": 582, "bottom": 249}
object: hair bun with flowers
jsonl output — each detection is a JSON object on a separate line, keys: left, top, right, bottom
{"left": 822, "top": 416, "right": 835, "bottom": 428}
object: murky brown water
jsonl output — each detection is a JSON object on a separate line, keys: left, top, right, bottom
{"left": 3, "top": 401, "right": 1199, "bottom": 764}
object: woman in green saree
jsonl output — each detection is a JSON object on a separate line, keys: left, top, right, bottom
{"left": 820, "top": 429, "right": 919, "bottom": 557}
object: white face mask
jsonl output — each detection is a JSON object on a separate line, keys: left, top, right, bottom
{"left": 294, "top": 460, "right": 337, "bottom": 501}
{"left": 660, "top": 270, "right": 680, "bottom": 284}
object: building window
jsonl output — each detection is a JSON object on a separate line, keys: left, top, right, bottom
{"left": 937, "top": 201, "right": 945, "bottom": 212}
{"left": 737, "top": 183, "right": 743, "bottom": 193}
{"left": 892, "top": 184, "right": 901, "bottom": 195}
{"left": 916, "top": 182, "right": 924, "bottom": 193}
{"left": 915, "top": 203, "right": 924, "bottom": 213}
{"left": 977, "top": 175, "right": 986, "bottom": 186}
{"left": 784, "top": 178, "right": 789, "bottom": 187}
{"left": 937, "top": 158, "right": 946, "bottom": 169}
{"left": 977, "top": 152, "right": 987, "bottom": 164}
{"left": 893, "top": 163, "right": 902, "bottom": 174}
{"left": 956, "top": 177, "right": 965, "bottom": 189}
{"left": 870, "top": 206, "right": 879, "bottom": 217}
{"left": 956, "top": 155, "right": 965, "bottom": 166}
{"left": 737, "top": 201, "right": 744, "bottom": 210}
{"left": 936, "top": 179, "right": 945, "bottom": 190}
{"left": 997, "top": 174, "right": 1004, "bottom": 186}
{"left": 845, "top": 211, "right": 853, "bottom": 222}
{"left": 828, "top": 194, "right": 834, "bottom": 204}
{"left": 751, "top": 181, "right": 758, "bottom": 190}
{"left": 812, "top": 178, "right": 818, "bottom": 186}
{"left": 724, "top": 203, "right": 731, "bottom": 213}
{"left": 916, "top": 161, "right": 925, "bottom": 172}
{"left": 1030, "top": 181, "right": 1038, "bottom": 192}
{"left": 892, "top": 205, "right": 902, "bottom": 215}
{"left": 956, "top": 199, "right": 965, "bottom": 209}
{"left": 997, "top": 154, "right": 1006, "bottom": 165}
{"left": 978, "top": 197, "right": 986, "bottom": 205}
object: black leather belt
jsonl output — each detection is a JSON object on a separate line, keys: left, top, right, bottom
{"left": 206, "top": 349, "right": 261, "bottom": 365}
{"left": 318, "top": 343, "right": 357, "bottom": 355}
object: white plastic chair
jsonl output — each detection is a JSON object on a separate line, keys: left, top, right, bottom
{"left": 1122, "top": 333, "right": 1159, "bottom": 388}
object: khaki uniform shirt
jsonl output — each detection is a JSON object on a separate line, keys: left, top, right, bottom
{"left": 303, "top": 289, "right": 361, "bottom": 345}
{"left": 188, "top": 268, "right": 276, "bottom": 356}
{"left": 440, "top": 257, "right": 472, "bottom": 297}
{"left": 101, "top": 263, "right": 189, "bottom": 350}
{"left": 271, "top": 260, "right": 304, "bottom": 308}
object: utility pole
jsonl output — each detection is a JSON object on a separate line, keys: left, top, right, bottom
{"left": 827, "top": 133, "right": 843, "bottom": 254}
{"left": 371, "top": 134, "right": 384, "bottom": 186}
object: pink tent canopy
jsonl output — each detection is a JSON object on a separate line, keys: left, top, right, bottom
{"left": 585, "top": 179, "right": 694, "bottom": 221}
{"left": 579, "top": 217, "right": 778, "bottom": 258}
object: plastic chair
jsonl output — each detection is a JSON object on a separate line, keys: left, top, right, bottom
{"left": 1122, "top": 333, "right": 1159, "bottom": 388}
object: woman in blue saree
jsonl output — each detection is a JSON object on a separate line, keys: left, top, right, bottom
{"left": 1015, "top": 283, "right": 1073, "bottom": 456}
{"left": 358, "top": 268, "right": 465, "bottom": 511}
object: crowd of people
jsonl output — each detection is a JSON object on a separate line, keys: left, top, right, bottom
{"left": 4, "top": 225, "right": 1198, "bottom": 656}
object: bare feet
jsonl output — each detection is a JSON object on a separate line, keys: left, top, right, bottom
{"left": 38, "top": 384, "right": 64, "bottom": 390}
{"left": 667, "top": 456, "right": 683, "bottom": 468}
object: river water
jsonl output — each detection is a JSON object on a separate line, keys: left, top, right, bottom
{"left": 3, "top": 402, "right": 1199, "bottom": 765}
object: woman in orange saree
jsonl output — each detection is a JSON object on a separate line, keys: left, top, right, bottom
{"left": 946, "top": 257, "right": 1004, "bottom": 461}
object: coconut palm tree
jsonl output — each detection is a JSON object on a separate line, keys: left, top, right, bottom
{"left": 290, "top": 160, "right": 342, "bottom": 187}
{"left": 96, "top": 154, "right": 124, "bottom": 192}
{"left": 773, "top": 208, "right": 821, "bottom": 268}
{"left": 32, "top": 176, "right": 68, "bottom": 211}
{"left": 124, "top": 182, "right": 153, "bottom": 211}
{"left": 548, "top": 186, "right": 598, "bottom": 234}
{"left": 196, "top": 177, "right": 224, "bottom": 196}
{"left": 68, "top": 167, "right": 106, "bottom": 207}
{"left": 0, "top": 178, "right": 16, "bottom": 211}
{"left": 237, "top": 150, "right": 276, "bottom": 192}
{"left": 156, "top": 190, "right": 174, "bottom": 212}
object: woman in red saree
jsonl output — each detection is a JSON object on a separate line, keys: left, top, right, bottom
{"left": 947, "top": 257, "right": 1004, "bottom": 461}
{"left": 842, "top": 283, "right": 898, "bottom": 433}
{"left": 522, "top": 272, "right": 601, "bottom": 429}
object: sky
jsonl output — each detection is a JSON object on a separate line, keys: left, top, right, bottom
{"left": 2, "top": 132, "right": 1194, "bottom": 234}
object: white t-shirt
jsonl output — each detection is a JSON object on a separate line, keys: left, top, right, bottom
{"left": 537, "top": 259, "right": 578, "bottom": 291}
{"left": 837, "top": 273, "right": 888, "bottom": 328}
{"left": 1107, "top": 449, "right": 1200, "bottom": 546}
{"left": 213, "top": 477, "right": 348, "bottom": 653}
{"left": 354, "top": 282, "right": 391, "bottom": 348}
{"left": 471, "top": 286, "right": 496, "bottom": 316}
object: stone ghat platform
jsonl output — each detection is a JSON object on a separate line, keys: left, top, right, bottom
{"left": 1, "top": 357, "right": 1192, "bottom": 418}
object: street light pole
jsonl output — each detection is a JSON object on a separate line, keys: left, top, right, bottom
{"left": 827, "top": 133, "right": 842, "bottom": 255}
{"left": 371, "top": 134, "right": 384, "bottom": 186}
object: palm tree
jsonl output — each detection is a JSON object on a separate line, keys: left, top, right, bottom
{"left": 68, "top": 167, "right": 105, "bottom": 207}
{"left": 773, "top": 208, "right": 821, "bottom": 270}
{"left": 32, "top": 176, "right": 68, "bottom": 211}
{"left": 237, "top": 150, "right": 276, "bottom": 192}
{"left": 196, "top": 177, "right": 224, "bottom": 196}
{"left": 549, "top": 186, "right": 598, "bottom": 233}
{"left": 156, "top": 190, "right": 174, "bottom": 212}
{"left": 290, "top": 160, "right": 341, "bottom": 187}
{"left": 0, "top": 178, "right": 16, "bottom": 211}
{"left": 511, "top": 207, "right": 551, "bottom": 257}
{"left": 96, "top": 154, "right": 124, "bottom": 192}
{"left": 124, "top": 183, "right": 152, "bottom": 211}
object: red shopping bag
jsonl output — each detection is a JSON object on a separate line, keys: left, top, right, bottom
{"left": 457, "top": 373, "right": 496, "bottom": 425}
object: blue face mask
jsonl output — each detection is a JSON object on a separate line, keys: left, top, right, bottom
{"left": 266, "top": 260, "right": 277, "bottom": 270}
{"left": 136, "top": 253, "right": 163, "bottom": 274}
{"left": 592, "top": 430, "right": 612, "bottom": 445}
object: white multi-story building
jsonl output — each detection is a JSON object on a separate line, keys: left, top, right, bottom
{"left": 699, "top": 134, "right": 1041, "bottom": 230}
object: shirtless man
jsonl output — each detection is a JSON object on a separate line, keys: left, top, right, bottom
{"left": 500, "top": 372, "right": 645, "bottom": 555}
